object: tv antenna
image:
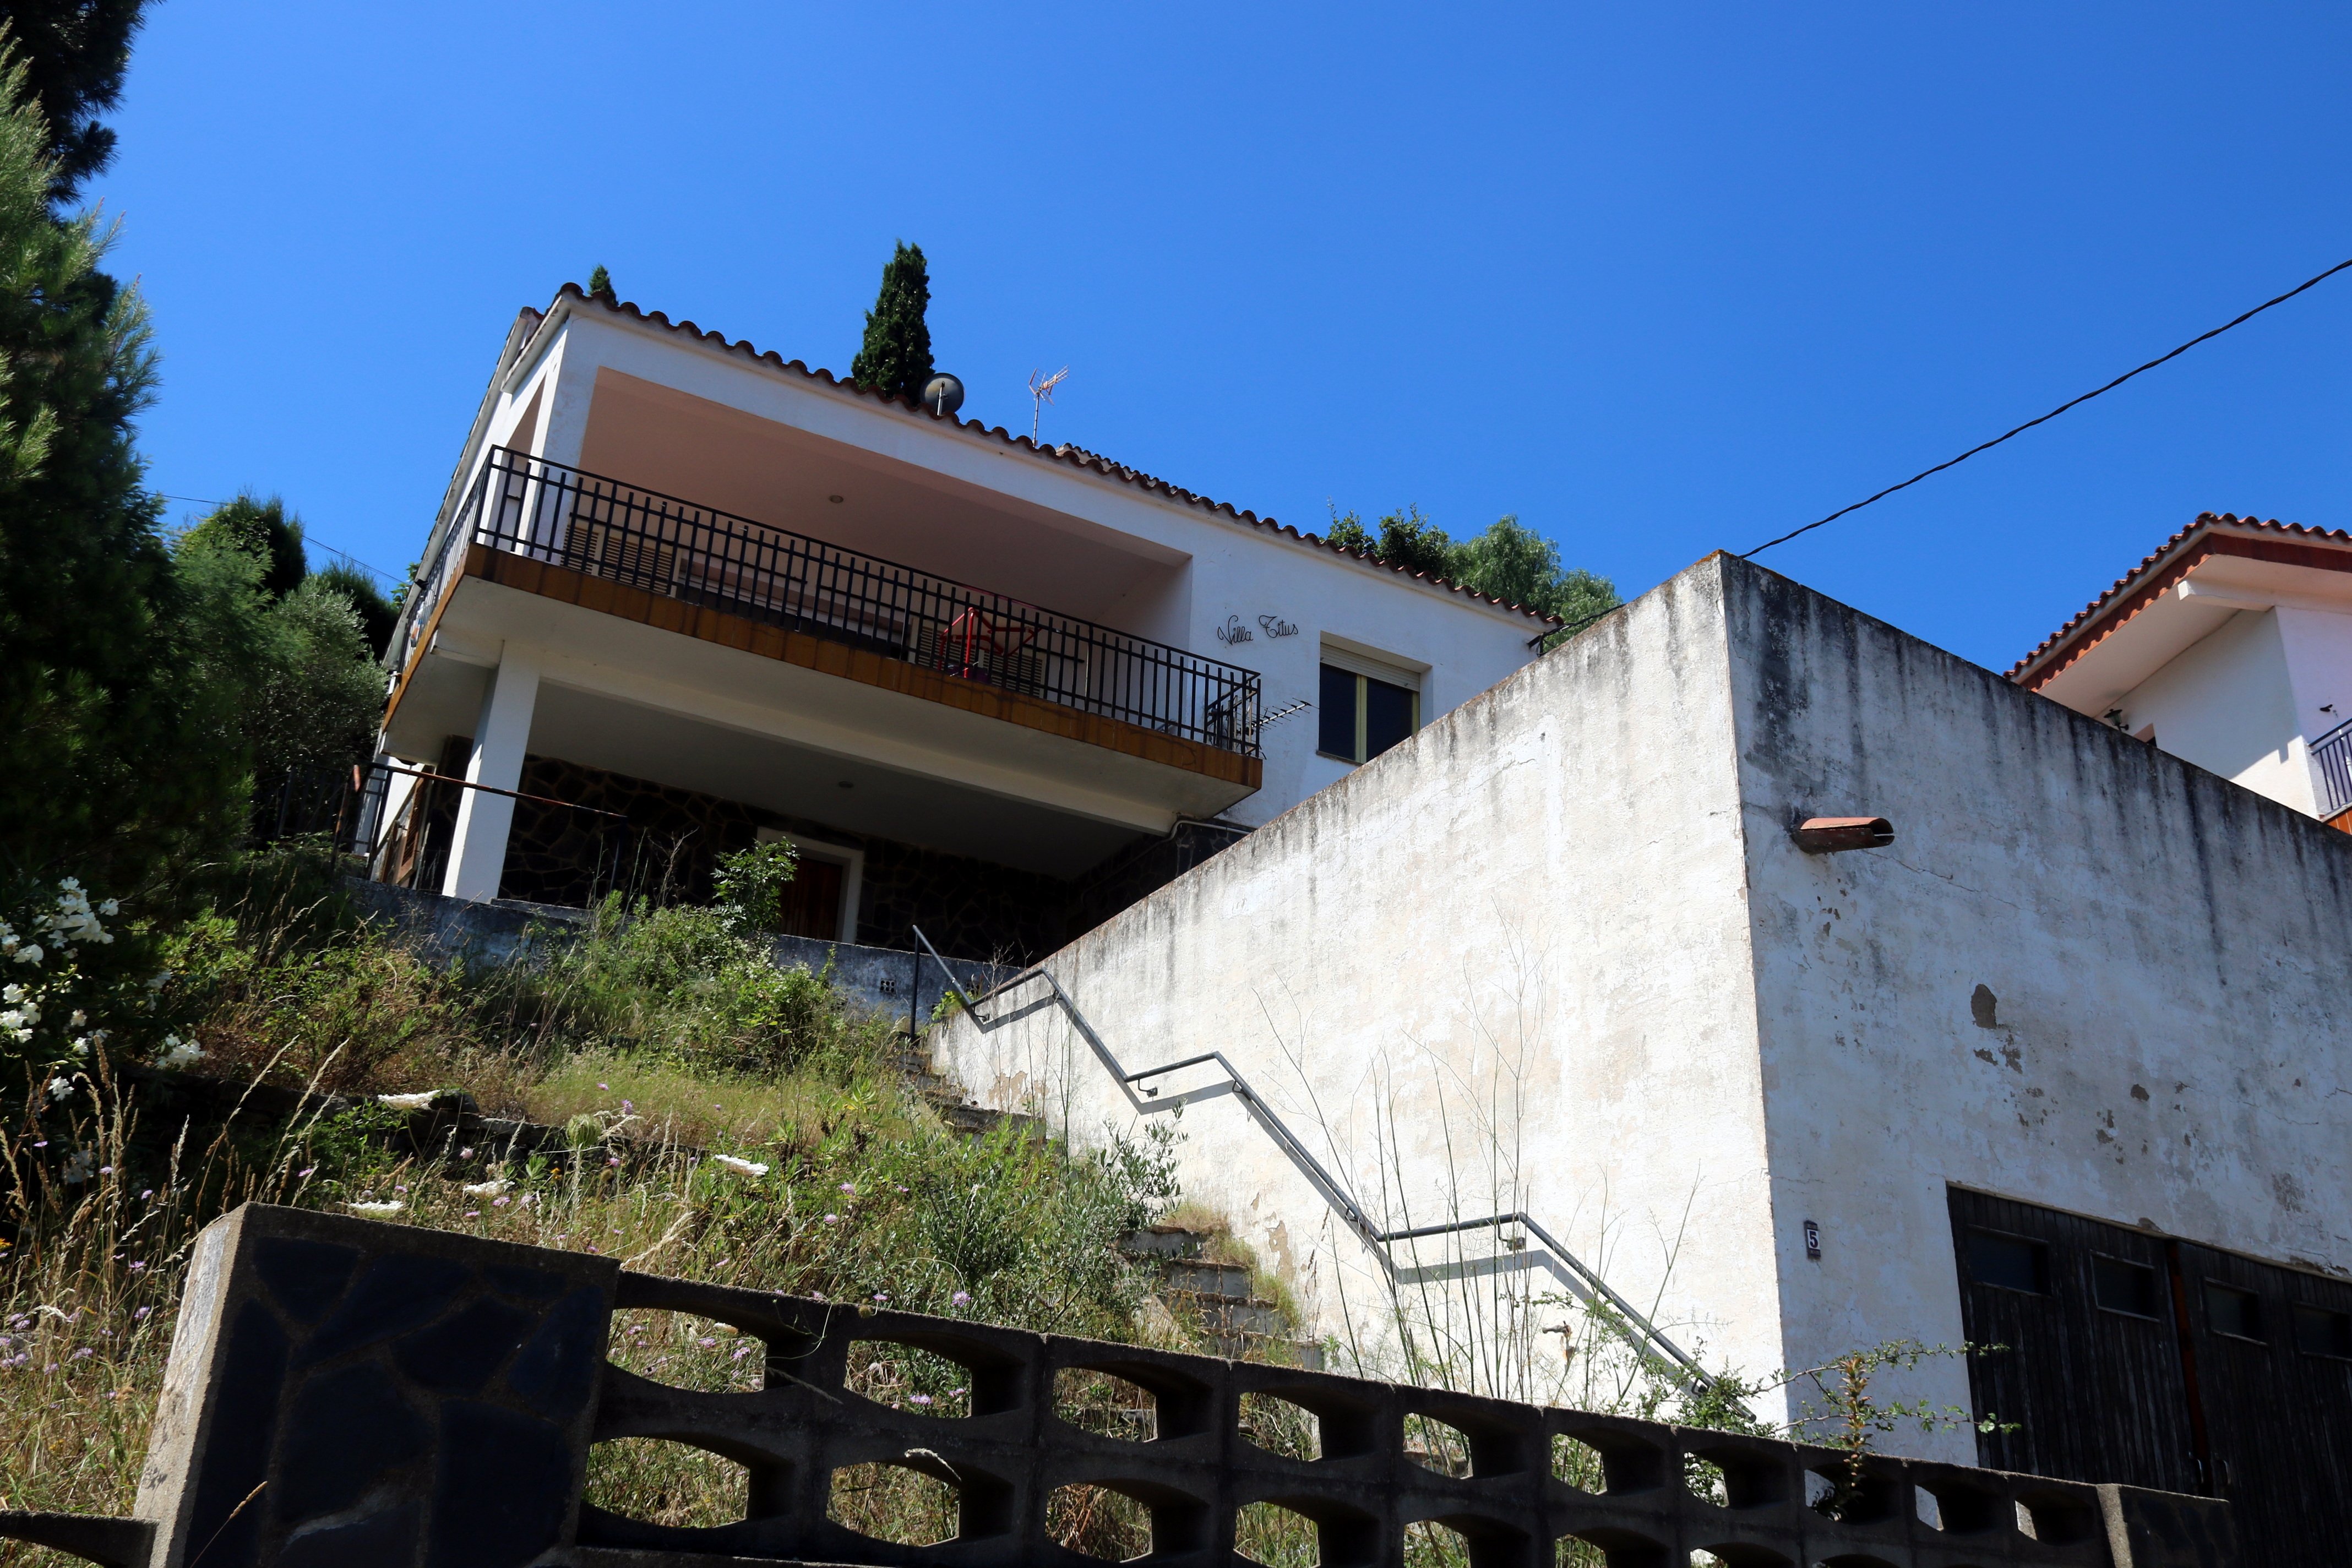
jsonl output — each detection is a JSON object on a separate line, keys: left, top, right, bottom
{"left": 1027, "top": 366, "right": 1069, "bottom": 442}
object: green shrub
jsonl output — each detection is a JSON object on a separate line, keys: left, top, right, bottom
{"left": 0, "top": 863, "right": 1199, "bottom": 1553}
{"left": 710, "top": 838, "right": 798, "bottom": 935}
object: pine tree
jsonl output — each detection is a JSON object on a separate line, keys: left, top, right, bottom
{"left": 850, "top": 241, "right": 934, "bottom": 402}
{"left": 0, "top": 0, "right": 151, "bottom": 204}
{"left": 587, "top": 263, "right": 611, "bottom": 297}
{"left": 0, "top": 44, "right": 242, "bottom": 886}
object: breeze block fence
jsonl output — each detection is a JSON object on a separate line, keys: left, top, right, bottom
{"left": 0, "top": 1205, "right": 2235, "bottom": 1568}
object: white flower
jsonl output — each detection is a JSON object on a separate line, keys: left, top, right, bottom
{"left": 2, "top": 985, "right": 20, "bottom": 1004}
{"left": 11, "top": 945, "right": 41, "bottom": 965}
{"left": 97, "top": 900, "right": 117, "bottom": 917}
{"left": 57, "top": 878, "right": 79, "bottom": 892}
{"left": 460, "top": 1178, "right": 512, "bottom": 1197}
{"left": 157, "top": 1035, "right": 204, "bottom": 1069}
{"left": 67, "top": 1010, "right": 84, "bottom": 1027}
{"left": 61, "top": 1150, "right": 96, "bottom": 1184}
{"left": 45, "top": 1077, "right": 73, "bottom": 1100}
{"left": 377, "top": 1092, "right": 438, "bottom": 1109}
{"left": 0, "top": 1011, "right": 21, "bottom": 1031}
{"left": 71, "top": 1038, "right": 89, "bottom": 1058}
{"left": 346, "top": 1200, "right": 403, "bottom": 1217}
{"left": 710, "top": 1154, "right": 770, "bottom": 1177}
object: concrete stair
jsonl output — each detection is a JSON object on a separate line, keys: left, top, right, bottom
{"left": 1118, "top": 1223, "right": 1320, "bottom": 1369}
{"left": 895, "top": 1036, "right": 1043, "bottom": 1142}
{"left": 894, "top": 1041, "right": 1317, "bottom": 1366}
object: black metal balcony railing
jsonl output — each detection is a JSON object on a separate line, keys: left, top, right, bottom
{"left": 2314, "top": 716, "right": 2352, "bottom": 818}
{"left": 397, "top": 449, "right": 1262, "bottom": 756}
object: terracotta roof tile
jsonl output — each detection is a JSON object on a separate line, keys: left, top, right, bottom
{"left": 2008, "top": 510, "right": 2352, "bottom": 681}
{"left": 543, "top": 284, "right": 1560, "bottom": 625}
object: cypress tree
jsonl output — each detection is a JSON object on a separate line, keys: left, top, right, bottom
{"left": 850, "top": 241, "right": 934, "bottom": 402}
{"left": 587, "top": 263, "right": 611, "bottom": 297}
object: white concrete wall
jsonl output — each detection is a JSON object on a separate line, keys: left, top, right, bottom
{"left": 504, "top": 306, "right": 1544, "bottom": 827}
{"left": 2276, "top": 604, "right": 2352, "bottom": 809}
{"left": 931, "top": 552, "right": 2352, "bottom": 1458}
{"left": 1726, "top": 562, "right": 2352, "bottom": 1458}
{"left": 2114, "top": 608, "right": 2313, "bottom": 813}
{"left": 932, "top": 558, "right": 1788, "bottom": 1401}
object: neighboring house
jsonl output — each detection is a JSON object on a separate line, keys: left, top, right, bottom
{"left": 931, "top": 551, "right": 2352, "bottom": 1558}
{"left": 2011, "top": 511, "right": 2352, "bottom": 824}
{"left": 369, "top": 286, "right": 1554, "bottom": 956}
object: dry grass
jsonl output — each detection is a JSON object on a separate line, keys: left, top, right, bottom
{"left": 0, "top": 875, "right": 1200, "bottom": 1568}
{"left": 521, "top": 1048, "right": 925, "bottom": 1155}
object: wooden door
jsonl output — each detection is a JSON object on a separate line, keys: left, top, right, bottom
{"left": 777, "top": 857, "right": 845, "bottom": 941}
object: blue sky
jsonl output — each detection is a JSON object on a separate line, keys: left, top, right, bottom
{"left": 96, "top": 3, "right": 2352, "bottom": 672}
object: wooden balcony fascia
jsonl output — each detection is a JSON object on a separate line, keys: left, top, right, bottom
{"left": 384, "top": 545, "right": 1261, "bottom": 793}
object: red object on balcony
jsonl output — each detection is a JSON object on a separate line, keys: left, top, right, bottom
{"left": 938, "top": 607, "right": 1038, "bottom": 683}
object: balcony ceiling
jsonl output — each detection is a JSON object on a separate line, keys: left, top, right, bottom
{"left": 388, "top": 571, "right": 1255, "bottom": 868}
{"left": 579, "top": 368, "right": 1187, "bottom": 637}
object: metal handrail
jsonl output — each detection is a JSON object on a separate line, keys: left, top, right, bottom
{"left": 911, "top": 927, "right": 1717, "bottom": 1390}
{"left": 2312, "top": 715, "right": 2352, "bottom": 818}
{"left": 397, "top": 448, "right": 1265, "bottom": 755}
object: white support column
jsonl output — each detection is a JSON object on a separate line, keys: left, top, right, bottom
{"left": 441, "top": 645, "right": 542, "bottom": 902}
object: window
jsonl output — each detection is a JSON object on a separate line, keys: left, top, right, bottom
{"left": 2202, "top": 1282, "right": 2265, "bottom": 1343}
{"left": 1965, "top": 1229, "right": 2048, "bottom": 1294}
{"left": 2291, "top": 1304, "right": 2352, "bottom": 1359}
{"left": 1318, "top": 661, "right": 1420, "bottom": 765}
{"left": 2091, "top": 1254, "right": 2162, "bottom": 1320}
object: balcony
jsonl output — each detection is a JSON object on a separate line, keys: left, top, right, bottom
{"left": 2315, "top": 716, "right": 2352, "bottom": 828}
{"left": 386, "top": 450, "right": 1262, "bottom": 809}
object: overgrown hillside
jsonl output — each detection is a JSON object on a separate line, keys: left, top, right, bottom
{"left": 0, "top": 848, "right": 1219, "bottom": 1562}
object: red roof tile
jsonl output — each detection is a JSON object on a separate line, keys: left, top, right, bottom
{"left": 2008, "top": 511, "right": 2352, "bottom": 683}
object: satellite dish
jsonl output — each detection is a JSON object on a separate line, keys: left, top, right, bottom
{"left": 921, "top": 374, "right": 965, "bottom": 417}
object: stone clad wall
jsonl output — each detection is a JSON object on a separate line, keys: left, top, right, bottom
{"left": 134, "top": 1205, "right": 615, "bottom": 1568}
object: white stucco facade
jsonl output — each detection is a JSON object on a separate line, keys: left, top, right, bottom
{"left": 2017, "top": 514, "right": 2352, "bottom": 820}
{"left": 385, "top": 288, "right": 1550, "bottom": 884}
{"left": 929, "top": 552, "right": 2352, "bottom": 1458}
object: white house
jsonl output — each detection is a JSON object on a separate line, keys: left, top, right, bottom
{"left": 369, "top": 285, "right": 1554, "bottom": 956}
{"left": 2011, "top": 510, "right": 2352, "bottom": 824}
{"left": 930, "top": 551, "right": 2352, "bottom": 1554}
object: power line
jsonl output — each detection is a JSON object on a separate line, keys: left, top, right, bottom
{"left": 1739, "top": 254, "right": 2352, "bottom": 560}
{"left": 155, "top": 492, "right": 401, "bottom": 585}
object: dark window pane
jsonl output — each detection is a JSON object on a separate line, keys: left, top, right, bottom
{"left": 2092, "top": 1254, "right": 2160, "bottom": 1319}
{"left": 1363, "top": 677, "right": 1415, "bottom": 760}
{"left": 2203, "top": 1282, "right": 2265, "bottom": 1343}
{"left": 1966, "top": 1229, "right": 2048, "bottom": 1294}
{"left": 1318, "top": 665, "right": 1358, "bottom": 759}
{"left": 2292, "top": 1304, "right": 2352, "bottom": 1358}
